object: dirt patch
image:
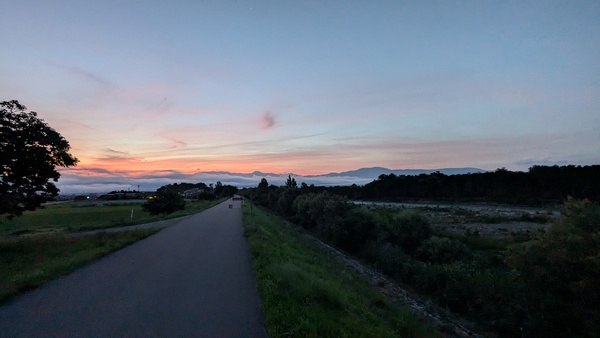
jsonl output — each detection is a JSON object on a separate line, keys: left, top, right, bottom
{"left": 356, "top": 201, "right": 557, "bottom": 238}
{"left": 439, "top": 221, "right": 550, "bottom": 238}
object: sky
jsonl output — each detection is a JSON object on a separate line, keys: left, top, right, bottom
{"left": 1, "top": 0, "right": 599, "bottom": 193}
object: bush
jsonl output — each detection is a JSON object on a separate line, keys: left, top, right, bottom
{"left": 142, "top": 190, "right": 185, "bottom": 215}
{"left": 325, "top": 208, "right": 376, "bottom": 254}
{"left": 363, "top": 241, "right": 411, "bottom": 277}
{"left": 381, "top": 210, "right": 432, "bottom": 253}
{"left": 416, "top": 236, "right": 471, "bottom": 264}
{"left": 276, "top": 188, "right": 300, "bottom": 218}
{"left": 507, "top": 198, "right": 600, "bottom": 337}
{"left": 292, "top": 192, "right": 350, "bottom": 230}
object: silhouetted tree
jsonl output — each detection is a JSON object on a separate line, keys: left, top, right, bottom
{"left": 213, "top": 181, "right": 224, "bottom": 196}
{"left": 359, "top": 165, "right": 600, "bottom": 204}
{"left": 1, "top": 100, "right": 78, "bottom": 217}
{"left": 215, "top": 183, "right": 238, "bottom": 198}
{"left": 258, "top": 178, "right": 269, "bottom": 192}
{"left": 142, "top": 190, "right": 185, "bottom": 215}
{"left": 285, "top": 175, "right": 297, "bottom": 188}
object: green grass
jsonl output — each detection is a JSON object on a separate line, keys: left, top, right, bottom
{"left": 1, "top": 198, "right": 225, "bottom": 236}
{"left": 0, "top": 229, "right": 159, "bottom": 303}
{"left": 0, "top": 197, "right": 226, "bottom": 303}
{"left": 243, "top": 204, "right": 440, "bottom": 337}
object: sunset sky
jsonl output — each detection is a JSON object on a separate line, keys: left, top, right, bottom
{"left": 1, "top": 1, "right": 599, "bottom": 192}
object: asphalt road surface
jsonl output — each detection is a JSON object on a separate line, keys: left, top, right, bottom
{"left": 0, "top": 199, "right": 268, "bottom": 337}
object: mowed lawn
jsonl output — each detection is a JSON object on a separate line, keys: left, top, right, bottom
{"left": 0, "top": 198, "right": 224, "bottom": 303}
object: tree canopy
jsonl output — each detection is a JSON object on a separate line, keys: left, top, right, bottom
{"left": 285, "top": 175, "right": 297, "bottom": 189}
{"left": 142, "top": 190, "right": 186, "bottom": 215}
{"left": 1, "top": 100, "right": 78, "bottom": 217}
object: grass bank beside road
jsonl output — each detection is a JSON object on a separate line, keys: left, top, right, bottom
{"left": 0, "top": 229, "right": 159, "bottom": 303}
{"left": 242, "top": 203, "right": 440, "bottom": 337}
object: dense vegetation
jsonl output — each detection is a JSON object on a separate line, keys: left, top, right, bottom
{"left": 295, "top": 165, "right": 600, "bottom": 205}
{"left": 157, "top": 181, "right": 238, "bottom": 199}
{"left": 242, "top": 171, "right": 600, "bottom": 337}
{"left": 140, "top": 181, "right": 239, "bottom": 214}
{"left": 360, "top": 165, "right": 600, "bottom": 204}
{"left": 242, "top": 202, "right": 439, "bottom": 337}
{"left": 142, "top": 190, "right": 186, "bottom": 215}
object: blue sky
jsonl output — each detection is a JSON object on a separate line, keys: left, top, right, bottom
{"left": 1, "top": 0, "right": 599, "bottom": 192}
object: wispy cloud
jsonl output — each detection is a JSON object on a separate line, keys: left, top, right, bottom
{"left": 87, "top": 149, "right": 143, "bottom": 165}
{"left": 105, "top": 148, "right": 130, "bottom": 155}
{"left": 61, "top": 65, "right": 112, "bottom": 87}
{"left": 261, "top": 111, "right": 276, "bottom": 129}
{"left": 160, "top": 136, "right": 188, "bottom": 149}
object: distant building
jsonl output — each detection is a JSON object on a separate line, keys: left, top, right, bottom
{"left": 98, "top": 191, "right": 154, "bottom": 200}
{"left": 183, "top": 188, "right": 206, "bottom": 199}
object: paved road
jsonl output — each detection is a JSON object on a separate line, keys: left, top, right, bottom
{"left": 0, "top": 199, "right": 268, "bottom": 337}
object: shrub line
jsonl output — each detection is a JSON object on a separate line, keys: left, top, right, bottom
{"left": 306, "top": 231, "right": 481, "bottom": 337}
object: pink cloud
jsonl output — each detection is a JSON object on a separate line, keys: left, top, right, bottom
{"left": 261, "top": 111, "right": 276, "bottom": 129}
{"left": 160, "top": 135, "right": 188, "bottom": 149}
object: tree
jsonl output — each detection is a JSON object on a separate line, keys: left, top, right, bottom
{"left": 285, "top": 175, "right": 297, "bottom": 189}
{"left": 1, "top": 100, "right": 78, "bottom": 217}
{"left": 142, "top": 190, "right": 186, "bottom": 215}
{"left": 329, "top": 208, "right": 376, "bottom": 253}
{"left": 276, "top": 186, "right": 299, "bottom": 217}
{"left": 382, "top": 210, "right": 432, "bottom": 253}
{"left": 214, "top": 182, "right": 238, "bottom": 198}
{"left": 258, "top": 178, "right": 268, "bottom": 192}
{"left": 213, "top": 181, "right": 224, "bottom": 196}
{"left": 507, "top": 198, "right": 600, "bottom": 337}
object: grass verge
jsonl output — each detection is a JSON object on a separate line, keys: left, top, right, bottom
{"left": 1, "top": 198, "right": 225, "bottom": 235}
{"left": 0, "top": 228, "right": 160, "bottom": 303}
{"left": 243, "top": 204, "right": 440, "bottom": 337}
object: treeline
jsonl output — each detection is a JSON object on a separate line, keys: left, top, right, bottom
{"left": 157, "top": 182, "right": 209, "bottom": 193}
{"left": 318, "top": 165, "right": 599, "bottom": 205}
{"left": 252, "top": 165, "right": 600, "bottom": 205}
{"left": 157, "top": 181, "right": 238, "bottom": 200}
{"left": 141, "top": 181, "right": 239, "bottom": 215}
{"left": 98, "top": 191, "right": 152, "bottom": 200}
{"left": 242, "top": 178, "right": 600, "bottom": 337}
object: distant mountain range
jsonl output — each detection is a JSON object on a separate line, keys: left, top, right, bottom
{"left": 201, "top": 167, "right": 486, "bottom": 181}
{"left": 309, "top": 167, "right": 487, "bottom": 179}
{"left": 57, "top": 166, "right": 488, "bottom": 194}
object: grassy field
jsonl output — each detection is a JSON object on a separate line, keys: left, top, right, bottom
{"left": 242, "top": 203, "right": 440, "bottom": 337}
{"left": 0, "top": 229, "right": 159, "bottom": 303}
{"left": 0, "top": 198, "right": 225, "bottom": 236}
{"left": 0, "top": 198, "right": 225, "bottom": 304}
